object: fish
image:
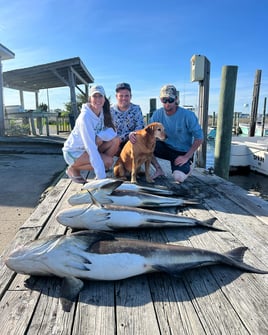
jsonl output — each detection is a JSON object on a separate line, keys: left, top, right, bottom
{"left": 69, "top": 189, "right": 197, "bottom": 207}
{"left": 69, "top": 179, "right": 197, "bottom": 207}
{"left": 69, "top": 178, "right": 180, "bottom": 206}
{"left": 57, "top": 195, "right": 221, "bottom": 231}
{"left": 82, "top": 178, "right": 176, "bottom": 196}
{"left": 5, "top": 230, "right": 268, "bottom": 311}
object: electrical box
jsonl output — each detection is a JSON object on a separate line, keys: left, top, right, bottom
{"left": 190, "top": 55, "right": 205, "bottom": 82}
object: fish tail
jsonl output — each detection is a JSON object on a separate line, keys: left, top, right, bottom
{"left": 197, "top": 217, "right": 225, "bottom": 231}
{"left": 224, "top": 247, "right": 268, "bottom": 274}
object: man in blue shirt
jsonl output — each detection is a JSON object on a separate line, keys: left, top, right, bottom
{"left": 149, "top": 84, "right": 203, "bottom": 183}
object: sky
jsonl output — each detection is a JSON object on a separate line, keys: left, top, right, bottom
{"left": 0, "top": 0, "right": 267, "bottom": 116}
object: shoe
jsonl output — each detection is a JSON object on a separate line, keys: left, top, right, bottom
{"left": 173, "top": 170, "right": 188, "bottom": 183}
{"left": 66, "top": 169, "right": 87, "bottom": 184}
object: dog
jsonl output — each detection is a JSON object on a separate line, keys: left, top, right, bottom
{"left": 113, "top": 122, "right": 166, "bottom": 183}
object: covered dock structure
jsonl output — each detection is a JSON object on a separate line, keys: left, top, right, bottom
{"left": 2, "top": 57, "right": 94, "bottom": 135}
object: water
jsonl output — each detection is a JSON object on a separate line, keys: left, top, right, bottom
{"left": 206, "top": 140, "right": 268, "bottom": 201}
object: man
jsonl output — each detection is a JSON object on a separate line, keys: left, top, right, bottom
{"left": 111, "top": 82, "right": 144, "bottom": 153}
{"left": 149, "top": 84, "right": 203, "bottom": 183}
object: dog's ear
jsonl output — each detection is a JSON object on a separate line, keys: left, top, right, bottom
{"left": 145, "top": 125, "right": 154, "bottom": 135}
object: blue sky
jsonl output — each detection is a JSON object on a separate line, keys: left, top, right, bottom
{"left": 1, "top": 0, "right": 267, "bottom": 116}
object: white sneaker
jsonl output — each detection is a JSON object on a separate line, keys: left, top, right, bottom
{"left": 173, "top": 170, "right": 188, "bottom": 183}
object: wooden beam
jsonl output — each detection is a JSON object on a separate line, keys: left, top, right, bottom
{"left": 70, "top": 66, "right": 88, "bottom": 86}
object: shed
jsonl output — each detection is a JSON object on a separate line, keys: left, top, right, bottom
{"left": 3, "top": 57, "right": 94, "bottom": 130}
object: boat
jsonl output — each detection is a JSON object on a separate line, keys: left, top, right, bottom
{"left": 207, "top": 123, "right": 268, "bottom": 140}
{"left": 230, "top": 136, "right": 268, "bottom": 176}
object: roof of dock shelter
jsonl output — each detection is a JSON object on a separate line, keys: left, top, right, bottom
{"left": 0, "top": 43, "right": 15, "bottom": 60}
{"left": 3, "top": 57, "right": 94, "bottom": 92}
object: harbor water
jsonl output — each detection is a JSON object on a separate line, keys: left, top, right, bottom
{"left": 206, "top": 140, "right": 268, "bottom": 201}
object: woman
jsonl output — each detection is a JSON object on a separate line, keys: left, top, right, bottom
{"left": 62, "top": 85, "right": 120, "bottom": 183}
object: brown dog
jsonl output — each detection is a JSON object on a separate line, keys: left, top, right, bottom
{"left": 113, "top": 122, "right": 166, "bottom": 183}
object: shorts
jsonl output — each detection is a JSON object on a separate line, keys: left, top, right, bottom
{"left": 154, "top": 141, "right": 192, "bottom": 174}
{"left": 62, "top": 150, "right": 84, "bottom": 166}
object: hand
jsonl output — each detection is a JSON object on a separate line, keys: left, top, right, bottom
{"left": 174, "top": 155, "right": 189, "bottom": 166}
{"left": 129, "top": 132, "right": 137, "bottom": 144}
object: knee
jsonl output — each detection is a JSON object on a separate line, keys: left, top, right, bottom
{"left": 104, "top": 156, "right": 114, "bottom": 169}
{"left": 113, "top": 136, "right": 121, "bottom": 148}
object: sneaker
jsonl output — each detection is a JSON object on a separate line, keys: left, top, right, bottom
{"left": 173, "top": 170, "right": 188, "bottom": 183}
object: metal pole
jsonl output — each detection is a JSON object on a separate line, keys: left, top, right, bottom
{"left": 197, "top": 57, "right": 210, "bottom": 168}
{"left": 214, "top": 65, "right": 238, "bottom": 180}
{"left": 0, "top": 59, "right": 5, "bottom": 136}
{"left": 261, "top": 97, "right": 267, "bottom": 137}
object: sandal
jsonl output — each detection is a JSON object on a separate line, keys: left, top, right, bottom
{"left": 66, "top": 169, "right": 87, "bottom": 184}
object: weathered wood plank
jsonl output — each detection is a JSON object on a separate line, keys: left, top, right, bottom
{"left": 72, "top": 281, "right": 115, "bottom": 335}
{"left": 0, "top": 289, "right": 41, "bottom": 335}
{"left": 115, "top": 276, "right": 160, "bottom": 335}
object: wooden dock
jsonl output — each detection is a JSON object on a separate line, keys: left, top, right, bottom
{"left": 0, "top": 167, "right": 267, "bottom": 335}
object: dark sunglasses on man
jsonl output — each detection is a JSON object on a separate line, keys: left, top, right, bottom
{"left": 161, "top": 97, "right": 176, "bottom": 104}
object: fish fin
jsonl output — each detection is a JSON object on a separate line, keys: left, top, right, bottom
{"left": 95, "top": 180, "right": 123, "bottom": 194}
{"left": 60, "top": 277, "right": 84, "bottom": 312}
{"left": 101, "top": 180, "right": 124, "bottom": 191}
{"left": 87, "top": 191, "right": 104, "bottom": 208}
{"left": 91, "top": 190, "right": 113, "bottom": 204}
{"left": 224, "top": 246, "right": 248, "bottom": 263}
{"left": 197, "top": 217, "right": 225, "bottom": 231}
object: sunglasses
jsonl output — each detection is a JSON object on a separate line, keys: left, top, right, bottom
{"left": 161, "top": 97, "right": 175, "bottom": 104}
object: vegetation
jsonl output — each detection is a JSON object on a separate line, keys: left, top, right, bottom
{"left": 62, "top": 93, "right": 87, "bottom": 116}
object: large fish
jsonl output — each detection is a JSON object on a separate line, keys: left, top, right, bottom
{"left": 69, "top": 180, "right": 197, "bottom": 207}
{"left": 68, "top": 178, "right": 179, "bottom": 206}
{"left": 57, "top": 195, "right": 221, "bottom": 231}
{"left": 82, "top": 178, "right": 176, "bottom": 196}
{"left": 5, "top": 230, "right": 267, "bottom": 311}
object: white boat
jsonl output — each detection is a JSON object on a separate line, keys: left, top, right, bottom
{"left": 230, "top": 137, "right": 268, "bottom": 176}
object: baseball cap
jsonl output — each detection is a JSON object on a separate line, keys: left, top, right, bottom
{"left": 116, "top": 82, "right": 131, "bottom": 92}
{"left": 89, "top": 85, "right": 106, "bottom": 97}
{"left": 160, "top": 84, "right": 177, "bottom": 99}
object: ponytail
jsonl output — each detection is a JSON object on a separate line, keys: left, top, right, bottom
{"left": 103, "top": 97, "right": 116, "bottom": 130}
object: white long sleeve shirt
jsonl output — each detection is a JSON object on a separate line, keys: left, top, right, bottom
{"left": 63, "top": 103, "right": 106, "bottom": 179}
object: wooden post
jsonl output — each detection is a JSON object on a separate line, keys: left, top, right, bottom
{"left": 212, "top": 112, "right": 216, "bottom": 127}
{"left": 196, "top": 57, "right": 210, "bottom": 168}
{"left": 261, "top": 97, "right": 267, "bottom": 137}
{"left": 249, "top": 69, "right": 262, "bottom": 136}
{"left": 149, "top": 98, "right": 156, "bottom": 116}
{"left": 147, "top": 98, "right": 156, "bottom": 123}
{"left": 214, "top": 65, "right": 238, "bottom": 180}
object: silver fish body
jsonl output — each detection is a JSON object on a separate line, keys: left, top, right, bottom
{"left": 82, "top": 178, "right": 175, "bottom": 196}
{"left": 6, "top": 230, "right": 268, "bottom": 281}
{"left": 69, "top": 179, "right": 191, "bottom": 207}
{"left": 56, "top": 202, "right": 219, "bottom": 231}
{"left": 69, "top": 189, "right": 197, "bottom": 207}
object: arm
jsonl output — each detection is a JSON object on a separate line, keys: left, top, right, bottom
{"left": 80, "top": 115, "right": 106, "bottom": 179}
{"left": 174, "top": 138, "right": 203, "bottom": 166}
{"left": 127, "top": 105, "right": 145, "bottom": 144}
